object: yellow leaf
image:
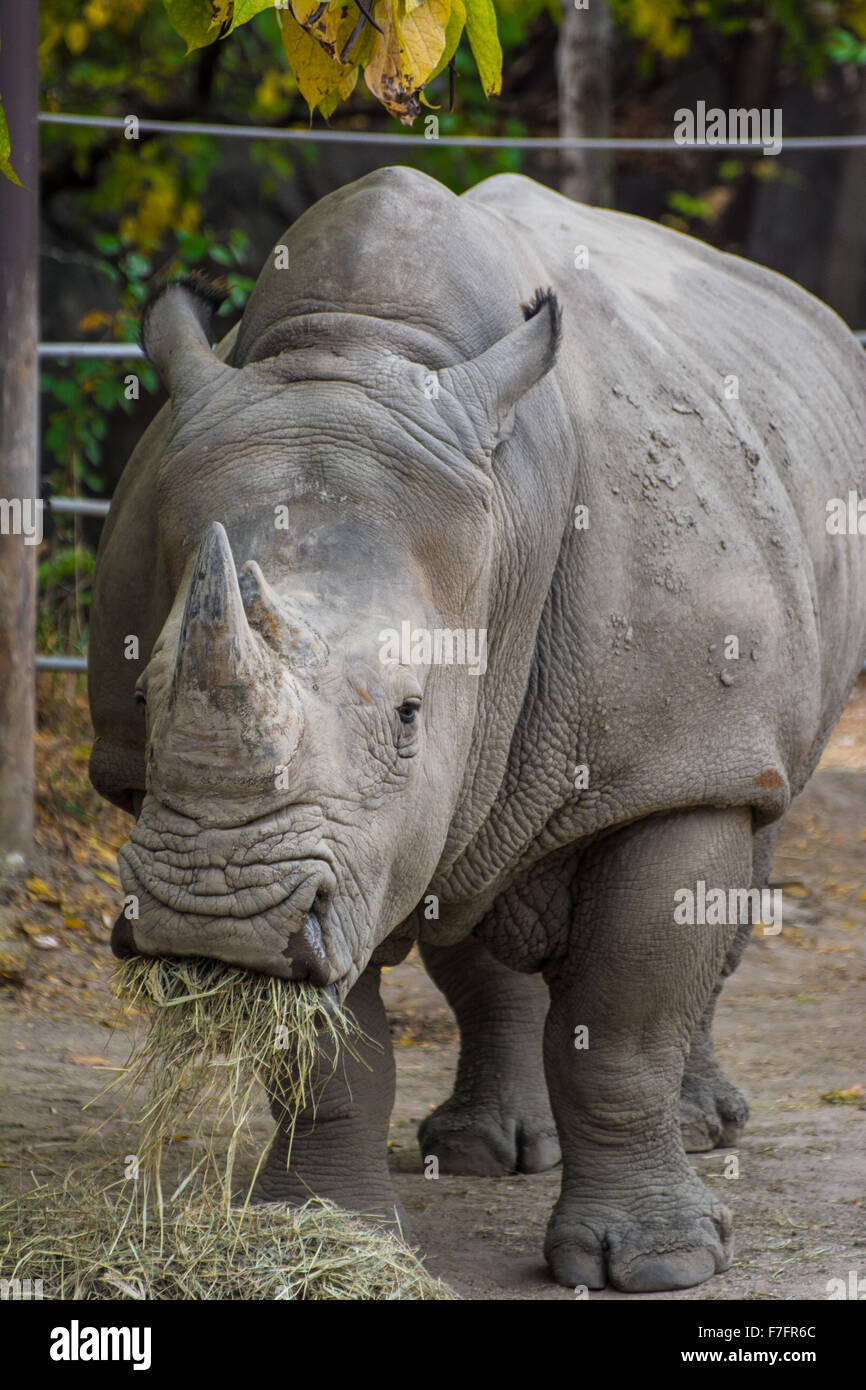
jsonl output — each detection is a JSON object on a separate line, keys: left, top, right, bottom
{"left": 84, "top": 1, "right": 113, "bottom": 28}
{"left": 298, "top": 0, "right": 368, "bottom": 69}
{"left": 318, "top": 62, "right": 360, "bottom": 118}
{"left": 0, "top": 98, "right": 22, "bottom": 187}
{"left": 365, "top": 0, "right": 450, "bottom": 124}
{"left": 25, "top": 876, "right": 61, "bottom": 905}
{"left": 63, "top": 916, "right": 88, "bottom": 931}
{"left": 95, "top": 870, "right": 121, "bottom": 888}
{"left": 340, "top": 62, "right": 359, "bottom": 99}
{"left": 280, "top": 9, "right": 354, "bottom": 113}
{"left": 784, "top": 882, "right": 810, "bottom": 898}
{"left": 290, "top": 0, "right": 327, "bottom": 23}
{"left": 65, "top": 21, "right": 89, "bottom": 54}
{"left": 78, "top": 310, "right": 112, "bottom": 333}
{"left": 177, "top": 198, "right": 201, "bottom": 233}
{"left": 87, "top": 840, "right": 118, "bottom": 866}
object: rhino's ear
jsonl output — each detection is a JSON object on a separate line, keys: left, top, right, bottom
{"left": 140, "top": 275, "right": 233, "bottom": 401}
{"left": 436, "top": 288, "right": 562, "bottom": 461}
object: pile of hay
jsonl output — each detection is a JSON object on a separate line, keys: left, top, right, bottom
{"left": 0, "top": 955, "right": 455, "bottom": 1300}
{"left": 1, "top": 1182, "right": 454, "bottom": 1301}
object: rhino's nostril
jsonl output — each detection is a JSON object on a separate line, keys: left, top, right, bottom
{"left": 311, "top": 887, "right": 329, "bottom": 916}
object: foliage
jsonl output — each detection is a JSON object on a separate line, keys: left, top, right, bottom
{"left": 157, "top": 0, "right": 503, "bottom": 125}
{"left": 0, "top": 86, "right": 22, "bottom": 184}
{"left": 39, "top": 201, "right": 252, "bottom": 652}
{"left": 612, "top": 1, "right": 866, "bottom": 80}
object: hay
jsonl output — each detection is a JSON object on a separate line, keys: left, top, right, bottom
{"left": 0, "top": 1181, "right": 455, "bottom": 1300}
{"left": 109, "top": 955, "right": 365, "bottom": 1196}
{"left": 0, "top": 955, "right": 456, "bottom": 1300}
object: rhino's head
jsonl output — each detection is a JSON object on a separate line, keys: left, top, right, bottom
{"left": 112, "top": 278, "right": 560, "bottom": 997}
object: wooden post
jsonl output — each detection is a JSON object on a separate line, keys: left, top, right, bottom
{"left": 557, "top": 0, "right": 613, "bottom": 206}
{"left": 0, "top": 0, "right": 39, "bottom": 871}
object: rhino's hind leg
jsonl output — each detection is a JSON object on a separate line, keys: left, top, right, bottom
{"left": 418, "top": 934, "right": 560, "bottom": 1176}
{"left": 543, "top": 807, "right": 752, "bottom": 1292}
{"left": 253, "top": 965, "right": 406, "bottom": 1231}
{"left": 679, "top": 821, "right": 779, "bottom": 1151}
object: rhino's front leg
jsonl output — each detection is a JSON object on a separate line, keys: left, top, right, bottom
{"left": 543, "top": 806, "right": 753, "bottom": 1292}
{"left": 253, "top": 964, "right": 405, "bottom": 1230}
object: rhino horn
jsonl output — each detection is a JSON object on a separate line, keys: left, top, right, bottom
{"left": 172, "top": 522, "right": 260, "bottom": 697}
{"left": 140, "top": 277, "right": 234, "bottom": 402}
{"left": 239, "top": 561, "right": 329, "bottom": 666}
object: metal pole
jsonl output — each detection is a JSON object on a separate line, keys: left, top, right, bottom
{"left": 0, "top": 0, "right": 38, "bottom": 871}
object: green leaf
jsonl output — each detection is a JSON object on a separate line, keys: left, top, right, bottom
{"left": 232, "top": 0, "right": 278, "bottom": 28}
{"left": 84, "top": 434, "right": 102, "bottom": 466}
{"left": 177, "top": 230, "right": 209, "bottom": 260}
{"left": 94, "top": 381, "right": 119, "bottom": 409}
{"left": 122, "top": 252, "right": 152, "bottom": 279}
{"left": 94, "top": 233, "right": 121, "bottom": 254}
{"left": 51, "top": 379, "right": 79, "bottom": 407}
{"left": 163, "top": 0, "right": 276, "bottom": 50}
{"left": 667, "top": 190, "right": 715, "bottom": 222}
{"left": 163, "top": 0, "right": 235, "bottom": 54}
{"left": 463, "top": 0, "right": 501, "bottom": 96}
{"left": 0, "top": 94, "right": 23, "bottom": 186}
{"left": 429, "top": 0, "right": 465, "bottom": 82}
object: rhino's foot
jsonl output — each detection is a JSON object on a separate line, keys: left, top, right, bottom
{"left": 418, "top": 1096, "right": 561, "bottom": 1177}
{"left": 680, "top": 1063, "right": 749, "bottom": 1152}
{"left": 544, "top": 1176, "right": 733, "bottom": 1293}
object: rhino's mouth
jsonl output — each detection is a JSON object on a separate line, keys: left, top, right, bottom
{"left": 114, "top": 800, "right": 356, "bottom": 990}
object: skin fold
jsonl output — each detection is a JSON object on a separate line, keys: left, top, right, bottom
{"left": 89, "top": 167, "right": 866, "bottom": 1292}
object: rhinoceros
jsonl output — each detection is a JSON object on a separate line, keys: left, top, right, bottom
{"left": 89, "top": 166, "right": 866, "bottom": 1293}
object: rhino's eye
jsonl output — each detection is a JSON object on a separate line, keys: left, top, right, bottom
{"left": 134, "top": 685, "right": 147, "bottom": 710}
{"left": 397, "top": 699, "right": 421, "bottom": 725}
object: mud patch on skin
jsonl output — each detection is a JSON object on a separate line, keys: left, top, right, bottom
{"left": 753, "top": 768, "right": 784, "bottom": 788}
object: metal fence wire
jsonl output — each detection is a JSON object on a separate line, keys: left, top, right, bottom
{"left": 36, "top": 111, "right": 866, "bottom": 673}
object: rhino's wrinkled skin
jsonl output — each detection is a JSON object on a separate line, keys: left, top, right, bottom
{"left": 89, "top": 168, "right": 866, "bottom": 1292}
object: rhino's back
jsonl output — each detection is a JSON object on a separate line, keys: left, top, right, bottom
{"left": 443, "top": 174, "right": 866, "bottom": 893}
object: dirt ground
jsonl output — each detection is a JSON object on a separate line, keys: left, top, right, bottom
{"left": 1, "top": 676, "right": 864, "bottom": 1300}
